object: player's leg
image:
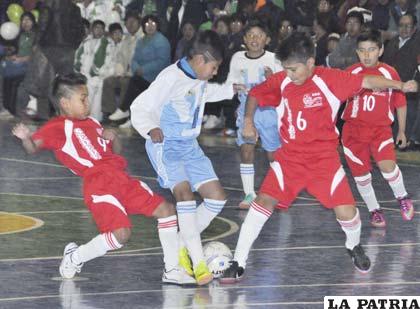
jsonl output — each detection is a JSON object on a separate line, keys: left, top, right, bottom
{"left": 377, "top": 160, "right": 414, "bottom": 220}
{"left": 173, "top": 182, "right": 213, "bottom": 285}
{"left": 372, "top": 128, "right": 414, "bottom": 221}
{"left": 197, "top": 180, "right": 226, "bottom": 232}
{"left": 239, "top": 143, "right": 257, "bottom": 209}
{"left": 308, "top": 155, "right": 371, "bottom": 273}
{"left": 59, "top": 197, "right": 130, "bottom": 279}
{"left": 342, "top": 125, "right": 384, "bottom": 227}
{"left": 151, "top": 199, "right": 196, "bottom": 285}
{"left": 221, "top": 155, "right": 299, "bottom": 284}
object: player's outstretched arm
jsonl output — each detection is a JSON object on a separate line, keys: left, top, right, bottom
{"left": 362, "top": 76, "right": 418, "bottom": 93}
{"left": 12, "top": 123, "right": 42, "bottom": 154}
{"left": 243, "top": 96, "right": 258, "bottom": 141}
{"left": 102, "top": 129, "right": 122, "bottom": 154}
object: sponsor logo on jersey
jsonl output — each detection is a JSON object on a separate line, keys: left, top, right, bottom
{"left": 74, "top": 128, "right": 102, "bottom": 160}
{"left": 303, "top": 93, "right": 323, "bottom": 108}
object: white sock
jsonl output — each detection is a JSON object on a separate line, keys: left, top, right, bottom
{"left": 176, "top": 201, "right": 204, "bottom": 267}
{"left": 381, "top": 165, "right": 408, "bottom": 199}
{"left": 196, "top": 198, "right": 226, "bottom": 232}
{"left": 240, "top": 164, "right": 255, "bottom": 196}
{"left": 158, "top": 215, "right": 179, "bottom": 271}
{"left": 234, "top": 201, "right": 272, "bottom": 268}
{"left": 337, "top": 208, "right": 361, "bottom": 250}
{"left": 72, "top": 232, "right": 122, "bottom": 264}
{"left": 354, "top": 173, "right": 380, "bottom": 212}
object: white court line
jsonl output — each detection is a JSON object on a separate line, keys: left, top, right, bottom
{"left": 1, "top": 281, "right": 420, "bottom": 303}
{"left": 1, "top": 241, "right": 419, "bottom": 263}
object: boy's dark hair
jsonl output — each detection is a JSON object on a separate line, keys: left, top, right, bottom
{"left": 52, "top": 73, "right": 87, "bottom": 104}
{"left": 141, "top": 14, "right": 160, "bottom": 32}
{"left": 124, "top": 11, "right": 141, "bottom": 23}
{"left": 357, "top": 29, "right": 383, "bottom": 48}
{"left": 92, "top": 19, "right": 106, "bottom": 29}
{"left": 82, "top": 18, "right": 90, "bottom": 29}
{"left": 109, "top": 22, "right": 123, "bottom": 34}
{"left": 187, "top": 30, "right": 224, "bottom": 62}
{"left": 345, "top": 11, "right": 364, "bottom": 25}
{"left": 276, "top": 32, "right": 315, "bottom": 63}
{"left": 230, "top": 12, "right": 247, "bottom": 25}
{"left": 243, "top": 17, "right": 271, "bottom": 38}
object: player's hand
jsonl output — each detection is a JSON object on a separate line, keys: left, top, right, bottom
{"left": 396, "top": 131, "right": 407, "bottom": 149}
{"left": 233, "top": 83, "right": 246, "bottom": 94}
{"left": 264, "top": 66, "right": 273, "bottom": 79}
{"left": 102, "top": 129, "right": 118, "bottom": 141}
{"left": 401, "top": 80, "right": 418, "bottom": 93}
{"left": 149, "top": 127, "right": 164, "bottom": 143}
{"left": 12, "top": 123, "right": 31, "bottom": 140}
{"left": 242, "top": 120, "right": 258, "bottom": 141}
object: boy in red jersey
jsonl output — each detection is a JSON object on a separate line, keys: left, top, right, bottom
{"left": 342, "top": 29, "right": 414, "bottom": 228}
{"left": 12, "top": 73, "right": 196, "bottom": 285}
{"left": 220, "top": 32, "right": 418, "bottom": 283}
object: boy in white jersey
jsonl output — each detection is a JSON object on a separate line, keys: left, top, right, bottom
{"left": 227, "top": 18, "right": 283, "bottom": 209}
{"left": 342, "top": 29, "right": 414, "bottom": 227}
{"left": 12, "top": 73, "right": 195, "bottom": 285}
{"left": 130, "top": 31, "right": 244, "bottom": 285}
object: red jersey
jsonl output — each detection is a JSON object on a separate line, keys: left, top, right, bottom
{"left": 32, "top": 116, "right": 127, "bottom": 177}
{"left": 342, "top": 62, "right": 406, "bottom": 126}
{"left": 249, "top": 66, "right": 364, "bottom": 153}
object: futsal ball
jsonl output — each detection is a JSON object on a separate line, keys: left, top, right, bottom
{"left": 0, "top": 22, "right": 19, "bottom": 41}
{"left": 203, "top": 241, "right": 233, "bottom": 278}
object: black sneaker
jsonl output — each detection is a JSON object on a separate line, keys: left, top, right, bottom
{"left": 347, "top": 244, "right": 371, "bottom": 273}
{"left": 219, "top": 261, "right": 244, "bottom": 284}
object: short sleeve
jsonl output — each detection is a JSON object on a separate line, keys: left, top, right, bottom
{"left": 248, "top": 72, "right": 284, "bottom": 107}
{"left": 324, "top": 68, "right": 364, "bottom": 102}
{"left": 32, "top": 121, "right": 64, "bottom": 150}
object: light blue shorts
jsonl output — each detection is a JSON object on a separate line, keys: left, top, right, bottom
{"left": 145, "top": 139, "right": 218, "bottom": 191}
{"left": 236, "top": 107, "right": 281, "bottom": 152}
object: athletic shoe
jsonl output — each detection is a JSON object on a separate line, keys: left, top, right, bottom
{"left": 109, "top": 108, "right": 129, "bottom": 121}
{"left": 239, "top": 193, "right": 256, "bottom": 209}
{"left": 203, "top": 115, "right": 223, "bottom": 129}
{"left": 162, "top": 267, "right": 196, "bottom": 285}
{"left": 194, "top": 261, "right": 213, "bottom": 285}
{"left": 398, "top": 196, "right": 414, "bottom": 221}
{"left": 369, "top": 209, "right": 386, "bottom": 228}
{"left": 0, "top": 109, "right": 14, "bottom": 120}
{"left": 59, "top": 243, "right": 83, "bottom": 279}
{"left": 219, "top": 261, "right": 244, "bottom": 284}
{"left": 347, "top": 244, "right": 371, "bottom": 273}
{"left": 218, "top": 128, "right": 237, "bottom": 137}
{"left": 178, "top": 247, "right": 193, "bottom": 276}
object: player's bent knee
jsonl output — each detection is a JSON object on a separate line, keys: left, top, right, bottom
{"left": 334, "top": 205, "right": 357, "bottom": 221}
{"left": 255, "top": 193, "right": 277, "bottom": 212}
{"left": 112, "top": 227, "right": 131, "bottom": 245}
{"left": 153, "top": 201, "right": 176, "bottom": 218}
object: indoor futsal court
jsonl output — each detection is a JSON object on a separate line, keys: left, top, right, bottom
{"left": 0, "top": 120, "right": 419, "bottom": 309}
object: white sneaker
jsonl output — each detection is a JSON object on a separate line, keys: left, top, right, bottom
{"left": 109, "top": 108, "right": 130, "bottom": 121}
{"left": 162, "top": 267, "right": 197, "bottom": 285}
{"left": 59, "top": 243, "right": 83, "bottom": 279}
{"left": 0, "top": 109, "right": 14, "bottom": 120}
{"left": 203, "top": 115, "right": 223, "bottom": 129}
{"left": 119, "top": 119, "right": 132, "bottom": 129}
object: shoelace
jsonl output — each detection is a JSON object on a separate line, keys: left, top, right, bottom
{"left": 372, "top": 211, "right": 383, "bottom": 222}
{"left": 399, "top": 199, "right": 410, "bottom": 212}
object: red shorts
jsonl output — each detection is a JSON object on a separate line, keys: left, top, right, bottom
{"left": 259, "top": 149, "right": 355, "bottom": 209}
{"left": 83, "top": 167, "right": 164, "bottom": 233}
{"left": 342, "top": 123, "right": 396, "bottom": 177}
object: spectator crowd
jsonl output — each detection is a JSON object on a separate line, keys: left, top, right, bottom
{"left": 1, "top": 0, "right": 420, "bottom": 149}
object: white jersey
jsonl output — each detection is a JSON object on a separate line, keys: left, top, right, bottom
{"left": 227, "top": 51, "right": 283, "bottom": 109}
{"left": 131, "top": 60, "right": 235, "bottom": 141}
